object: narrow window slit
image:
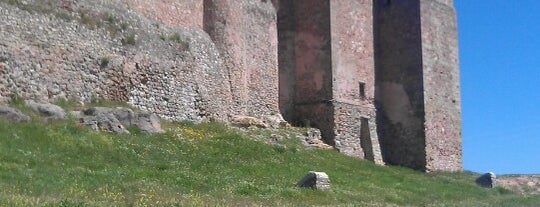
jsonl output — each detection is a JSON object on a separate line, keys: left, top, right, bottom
{"left": 359, "top": 82, "right": 366, "bottom": 99}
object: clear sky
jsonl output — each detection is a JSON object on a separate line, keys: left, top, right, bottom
{"left": 455, "top": 0, "right": 540, "bottom": 174}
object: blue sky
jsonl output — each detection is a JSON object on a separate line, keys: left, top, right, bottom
{"left": 455, "top": 0, "right": 540, "bottom": 174}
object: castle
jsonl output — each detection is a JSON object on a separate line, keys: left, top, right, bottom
{"left": 0, "top": 0, "right": 461, "bottom": 172}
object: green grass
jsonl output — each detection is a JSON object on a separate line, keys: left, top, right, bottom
{"left": 0, "top": 119, "right": 539, "bottom": 206}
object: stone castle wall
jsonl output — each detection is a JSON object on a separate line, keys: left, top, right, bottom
{"left": 204, "top": 0, "right": 279, "bottom": 117}
{"left": 118, "top": 0, "right": 204, "bottom": 29}
{"left": 330, "top": 0, "right": 383, "bottom": 164}
{"left": 374, "top": 0, "right": 427, "bottom": 170}
{"left": 0, "top": 0, "right": 233, "bottom": 121}
{"left": 0, "top": 0, "right": 462, "bottom": 172}
{"left": 277, "top": 0, "right": 336, "bottom": 147}
{"left": 420, "top": 0, "right": 462, "bottom": 171}
{"left": 374, "top": 0, "right": 462, "bottom": 171}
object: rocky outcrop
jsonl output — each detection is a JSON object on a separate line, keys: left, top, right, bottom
{"left": 24, "top": 100, "right": 66, "bottom": 121}
{"left": 3, "top": 99, "right": 164, "bottom": 134}
{"left": 82, "top": 107, "right": 164, "bottom": 133}
{"left": 0, "top": 106, "right": 30, "bottom": 122}
{"left": 80, "top": 112, "right": 129, "bottom": 134}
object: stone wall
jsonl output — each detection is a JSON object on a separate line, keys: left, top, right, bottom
{"left": 277, "top": 0, "right": 296, "bottom": 122}
{"left": 117, "top": 0, "right": 203, "bottom": 29}
{"left": 0, "top": 0, "right": 281, "bottom": 122}
{"left": 277, "top": 0, "right": 335, "bottom": 143}
{"left": 374, "top": 0, "right": 427, "bottom": 170}
{"left": 278, "top": 0, "right": 384, "bottom": 164}
{"left": 374, "top": 0, "right": 462, "bottom": 171}
{"left": 330, "top": 0, "right": 383, "bottom": 164}
{"left": 420, "top": 0, "right": 462, "bottom": 172}
{"left": 242, "top": 0, "right": 280, "bottom": 117}
{"left": 204, "top": 0, "right": 279, "bottom": 117}
{"left": 0, "top": 0, "right": 231, "bottom": 121}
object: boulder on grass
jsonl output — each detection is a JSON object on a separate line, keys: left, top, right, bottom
{"left": 84, "top": 107, "right": 134, "bottom": 126}
{"left": 132, "top": 112, "right": 164, "bottom": 133}
{"left": 24, "top": 100, "right": 66, "bottom": 121}
{"left": 476, "top": 172, "right": 496, "bottom": 188}
{"left": 82, "top": 107, "right": 163, "bottom": 133}
{"left": 296, "top": 171, "right": 331, "bottom": 190}
{"left": 0, "top": 106, "right": 30, "bottom": 122}
{"left": 80, "top": 113, "right": 129, "bottom": 134}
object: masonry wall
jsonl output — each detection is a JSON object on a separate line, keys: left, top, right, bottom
{"left": 0, "top": 0, "right": 232, "bottom": 121}
{"left": 374, "top": 0, "right": 427, "bottom": 170}
{"left": 277, "top": 0, "right": 335, "bottom": 143}
{"left": 242, "top": 1, "right": 280, "bottom": 117}
{"left": 374, "top": 0, "right": 462, "bottom": 171}
{"left": 277, "top": 0, "right": 296, "bottom": 122}
{"left": 118, "top": 0, "right": 203, "bottom": 29}
{"left": 330, "top": 0, "right": 383, "bottom": 164}
{"left": 204, "top": 0, "right": 279, "bottom": 117}
{"left": 420, "top": 0, "right": 462, "bottom": 172}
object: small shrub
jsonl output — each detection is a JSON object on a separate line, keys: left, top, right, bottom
{"left": 169, "top": 32, "right": 189, "bottom": 51}
{"left": 159, "top": 34, "right": 167, "bottom": 41}
{"left": 104, "top": 25, "right": 119, "bottom": 37}
{"left": 101, "top": 13, "right": 121, "bottom": 36}
{"left": 79, "top": 12, "right": 98, "bottom": 29}
{"left": 105, "top": 13, "right": 116, "bottom": 23}
{"left": 169, "top": 32, "right": 182, "bottom": 43}
{"left": 0, "top": 56, "right": 7, "bottom": 63}
{"left": 120, "top": 22, "right": 129, "bottom": 30}
{"left": 122, "top": 33, "right": 136, "bottom": 46}
{"left": 99, "top": 56, "right": 110, "bottom": 68}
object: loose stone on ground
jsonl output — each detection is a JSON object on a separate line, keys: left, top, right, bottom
{"left": 296, "top": 171, "right": 331, "bottom": 190}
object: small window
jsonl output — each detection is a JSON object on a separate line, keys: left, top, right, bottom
{"left": 359, "top": 82, "right": 366, "bottom": 99}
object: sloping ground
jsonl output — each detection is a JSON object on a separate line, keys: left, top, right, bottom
{"left": 498, "top": 175, "right": 540, "bottom": 195}
{"left": 0, "top": 117, "right": 539, "bottom": 206}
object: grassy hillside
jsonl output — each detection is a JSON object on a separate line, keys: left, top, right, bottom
{"left": 0, "top": 118, "right": 539, "bottom": 206}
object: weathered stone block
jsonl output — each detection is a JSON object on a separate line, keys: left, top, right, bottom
{"left": 296, "top": 171, "right": 330, "bottom": 190}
